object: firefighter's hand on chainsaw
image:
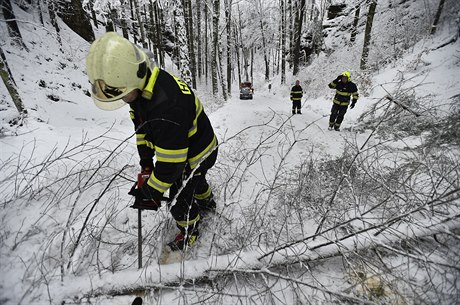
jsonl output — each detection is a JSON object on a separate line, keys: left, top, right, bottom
{"left": 128, "top": 170, "right": 163, "bottom": 210}
{"left": 129, "top": 183, "right": 163, "bottom": 211}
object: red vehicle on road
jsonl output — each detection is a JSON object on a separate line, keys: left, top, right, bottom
{"left": 240, "top": 82, "right": 254, "bottom": 100}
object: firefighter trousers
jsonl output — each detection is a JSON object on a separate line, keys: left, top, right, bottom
{"left": 329, "top": 103, "right": 348, "bottom": 127}
{"left": 169, "top": 148, "right": 218, "bottom": 232}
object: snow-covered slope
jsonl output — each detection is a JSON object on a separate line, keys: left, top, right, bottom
{"left": 1, "top": 1, "right": 459, "bottom": 304}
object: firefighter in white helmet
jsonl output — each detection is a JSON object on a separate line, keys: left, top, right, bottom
{"left": 86, "top": 32, "right": 218, "bottom": 251}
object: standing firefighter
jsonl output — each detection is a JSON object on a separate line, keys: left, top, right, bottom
{"left": 86, "top": 32, "right": 218, "bottom": 251}
{"left": 290, "top": 80, "right": 303, "bottom": 114}
{"left": 328, "top": 71, "right": 359, "bottom": 131}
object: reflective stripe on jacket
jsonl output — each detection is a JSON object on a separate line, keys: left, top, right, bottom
{"left": 328, "top": 79, "right": 359, "bottom": 106}
{"left": 290, "top": 85, "right": 303, "bottom": 101}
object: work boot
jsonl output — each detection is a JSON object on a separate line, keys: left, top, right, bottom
{"left": 168, "top": 229, "right": 199, "bottom": 251}
{"left": 328, "top": 123, "right": 334, "bottom": 130}
{"left": 334, "top": 126, "right": 340, "bottom": 131}
{"left": 196, "top": 197, "right": 216, "bottom": 215}
{"left": 297, "top": 111, "right": 302, "bottom": 114}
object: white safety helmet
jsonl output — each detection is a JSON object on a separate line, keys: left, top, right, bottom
{"left": 86, "top": 32, "right": 150, "bottom": 110}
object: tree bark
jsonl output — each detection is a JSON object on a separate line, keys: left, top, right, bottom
{"left": 292, "top": 0, "right": 306, "bottom": 76}
{"left": 0, "top": 46, "right": 25, "bottom": 114}
{"left": 2, "top": 0, "right": 28, "bottom": 49}
{"left": 360, "top": 0, "right": 377, "bottom": 70}
{"left": 48, "top": 0, "right": 63, "bottom": 51}
{"left": 211, "top": 0, "right": 220, "bottom": 96}
{"left": 196, "top": 0, "right": 202, "bottom": 80}
{"left": 280, "top": 0, "right": 286, "bottom": 84}
{"left": 431, "top": 0, "right": 446, "bottom": 35}
{"left": 173, "top": 0, "right": 192, "bottom": 85}
{"left": 133, "top": 0, "right": 147, "bottom": 48}
{"left": 350, "top": 3, "right": 361, "bottom": 42}
{"left": 57, "top": 0, "right": 95, "bottom": 42}
{"left": 225, "top": 0, "right": 233, "bottom": 96}
{"left": 185, "top": 0, "right": 197, "bottom": 88}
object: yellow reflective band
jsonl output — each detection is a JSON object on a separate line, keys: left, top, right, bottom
{"left": 142, "top": 66, "right": 160, "bottom": 100}
{"left": 329, "top": 82, "right": 337, "bottom": 88}
{"left": 154, "top": 146, "right": 188, "bottom": 163}
{"left": 291, "top": 90, "right": 302, "bottom": 94}
{"left": 147, "top": 173, "right": 172, "bottom": 193}
{"left": 172, "top": 74, "right": 192, "bottom": 95}
{"left": 194, "top": 186, "right": 212, "bottom": 200}
{"left": 333, "top": 99, "right": 350, "bottom": 106}
{"left": 176, "top": 214, "right": 201, "bottom": 228}
{"left": 136, "top": 134, "right": 154, "bottom": 149}
{"left": 188, "top": 135, "right": 217, "bottom": 169}
{"left": 188, "top": 96, "right": 203, "bottom": 138}
{"left": 336, "top": 90, "right": 352, "bottom": 97}
{"left": 291, "top": 98, "right": 302, "bottom": 100}
{"left": 129, "top": 108, "right": 135, "bottom": 119}
{"left": 352, "top": 92, "right": 359, "bottom": 99}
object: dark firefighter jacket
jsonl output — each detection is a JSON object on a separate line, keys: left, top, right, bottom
{"left": 328, "top": 78, "right": 359, "bottom": 106}
{"left": 129, "top": 67, "right": 217, "bottom": 197}
{"left": 290, "top": 85, "right": 303, "bottom": 101}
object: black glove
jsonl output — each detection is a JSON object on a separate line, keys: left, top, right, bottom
{"left": 128, "top": 181, "right": 163, "bottom": 211}
{"left": 350, "top": 99, "right": 357, "bottom": 109}
{"left": 336, "top": 75, "right": 342, "bottom": 82}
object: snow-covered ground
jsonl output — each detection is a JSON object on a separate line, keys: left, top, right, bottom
{"left": 1, "top": 1, "right": 460, "bottom": 305}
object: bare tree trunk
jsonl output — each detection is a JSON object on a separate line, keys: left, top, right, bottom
{"left": 36, "top": 0, "right": 44, "bottom": 26}
{"left": 234, "top": 23, "right": 242, "bottom": 86}
{"left": 185, "top": 0, "right": 197, "bottom": 88}
{"left": 218, "top": 43, "right": 228, "bottom": 100}
{"left": 205, "top": 0, "right": 209, "bottom": 85}
{"left": 133, "top": 0, "right": 147, "bottom": 48}
{"left": 172, "top": 1, "right": 193, "bottom": 85}
{"left": 89, "top": 0, "right": 98, "bottom": 29}
{"left": 360, "top": 0, "right": 377, "bottom": 70}
{"left": 280, "top": 0, "right": 286, "bottom": 84}
{"left": 196, "top": 0, "right": 203, "bottom": 80}
{"left": 225, "top": 0, "right": 233, "bottom": 96}
{"left": 292, "top": 0, "right": 306, "bottom": 76}
{"left": 211, "top": 0, "right": 220, "bottom": 96}
{"left": 350, "top": 2, "right": 361, "bottom": 42}
{"left": 120, "top": 0, "right": 129, "bottom": 39}
{"left": 48, "top": 0, "right": 63, "bottom": 51}
{"left": 57, "top": 0, "right": 95, "bottom": 42}
{"left": 256, "top": 0, "right": 270, "bottom": 81}
{"left": 2, "top": 0, "right": 28, "bottom": 49}
{"left": 288, "top": 0, "right": 293, "bottom": 69}
{"left": 0, "top": 46, "right": 25, "bottom": 114}
{"left": 431, "top": 0, "right": 445, "bottom": 35}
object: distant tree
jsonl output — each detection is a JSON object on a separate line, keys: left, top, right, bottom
{"left": 2, "top": 0, "right": 28, "bottom": 49}
{"left": 172, "top": 0, "right": 192, "bottom": 85}
{"left": 0, "top": 46, "right": 25, "bottom": 114}
{"left": 184, "top": 0, "right": 197, "bottom": 88}
{"left": 292, "top": 0, "right": 306, "bottom": 75}
{"left": 431, "top": 0, "right": 445, "bottom": 35}
{"left": 280, "top": 0, "right": 287, "bottom": 84}
{"left": 48, "top": 0, "right": 63, "bottom": 52}
{"left": 256, "top": 0, "right": 270, "bottom": 81}
{"left": 196, "top": 0, "right": 203, "bottom": 80}
{"left": 120, "top": 0, "right": 129, "bottom": 39}
{"left": 360, "top": 0, "right": 377, "bottom": 70}
{"left": 350, "top": 2, "right": 361, "bottom": 42}
{"left": 211, "top": 0, "right": 219, "bottom": 96}
{"left": 224, "top": 0, "right": 233, "bottom": 96}
{"left": 133, "top": 0, "right": 147, "bottom": 48}
{"left": 57, "top": 0, "right": 94, "bottom": 42}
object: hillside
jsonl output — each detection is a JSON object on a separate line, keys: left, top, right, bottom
{"left": 1, "top": 1, "right": 460, "bottom": 304}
